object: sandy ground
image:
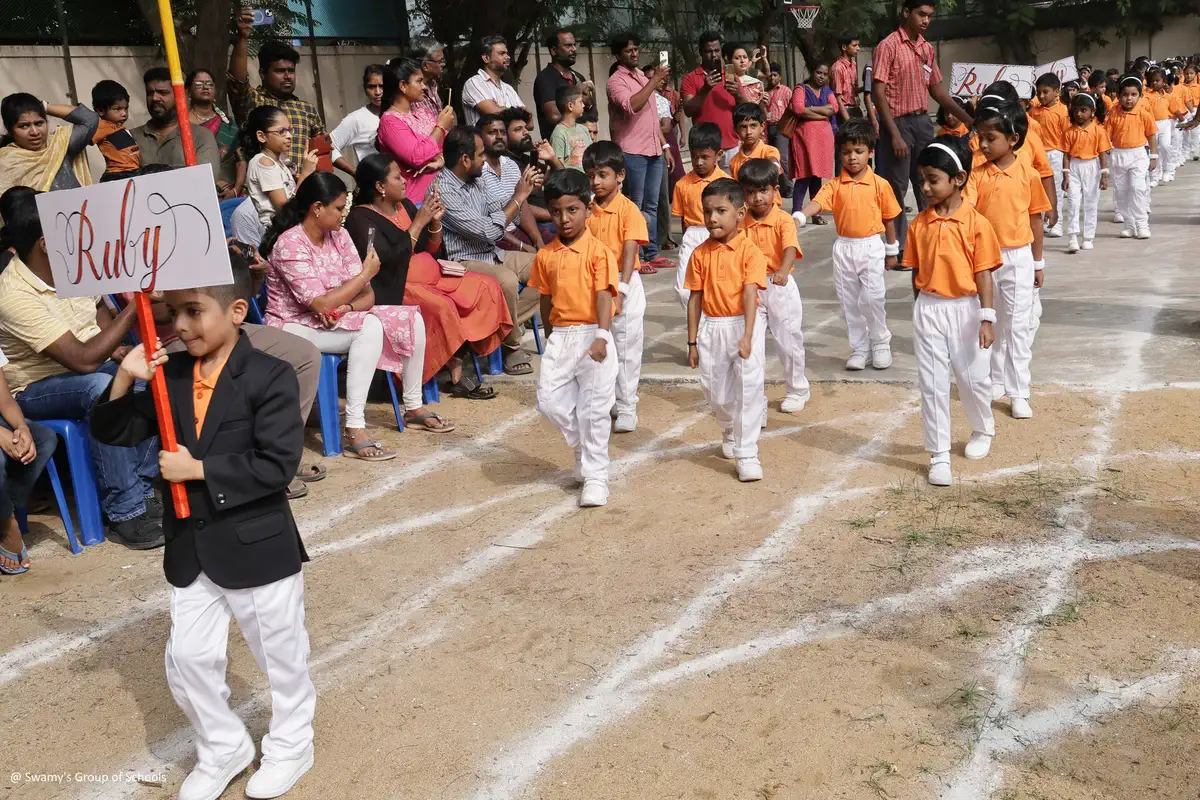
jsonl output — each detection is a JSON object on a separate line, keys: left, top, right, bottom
{"left": 3, "top": 168, "right": 1200, "bottom": 800}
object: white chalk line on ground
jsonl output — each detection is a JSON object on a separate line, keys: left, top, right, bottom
{"left": 470, "top": 398, "right": 920, "bottom": 799}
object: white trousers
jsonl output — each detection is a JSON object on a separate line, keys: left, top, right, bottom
{"left": 989, "top": 245, "right": 1036, "bottom": 400}
{"left": 1065, "top": 157, "right": 1100, "bottom": 241}
{"left": 1153, "top": 120, "right": 1172, "bottom": 182}
{"left": 699, "top": 315, "right": 766, "bottom": 459}
{"left": 1185, "top": 111, "right": 1199, "bottom": 160}
{"left": 1169, "top": 118, "right": 1185, "bottom": 171}
{"left": 832, "top": 235, "right": 891, "bottom": 355}
{"left": 536, "top": 325, "right": 618, "bottom": 482}
{"left": 757, "top": 275, "right": 810, "bottom": 399}
{"left": 284, "top": 314, "right": 425, "bottom": 429}
{"left": 166, "top": 571, "right": 316, "bottom": 770}
{"left": 1046, "top": 149, "right": 1065, "bottom": 233}
{"left": 1109, "top": 147, "right": 1151, "bottom": 231}
{"left": 913, "top": 293, "right": 995, "bottom": 457}
{"left": 676, "top": 225, "right": 710, "bottom": 310}
{"left": 612, "top": 272, "right": 646, "bottom": 416}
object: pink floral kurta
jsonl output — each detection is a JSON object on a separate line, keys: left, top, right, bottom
{"left": 266, "top": 226, "right": 419, "bottom": 370}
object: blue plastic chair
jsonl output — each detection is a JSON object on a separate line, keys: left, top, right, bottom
{"left": 517, "top": 281, "right": 546, "bottom": 356}
{"left": 40, "top": 419, "right": 105, "bottom": 547}
{"left": 246, "top": 295, "right": 265, "bottom": 325}
{"left": 317, "top": 355, "right": 439, "bottom": 456}
{"left": 15, "top": 455, "right": 82, "bottom": 555}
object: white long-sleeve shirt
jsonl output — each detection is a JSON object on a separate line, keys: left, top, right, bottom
{"left": 330, "top": 105, "right": 382, "bottom": 166}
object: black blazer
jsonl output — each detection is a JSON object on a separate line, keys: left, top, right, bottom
{"left": 90, "top": 334, "right": 307, "bottom": 590}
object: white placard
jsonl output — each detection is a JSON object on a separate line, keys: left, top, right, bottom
{"left": 1035, "top": 56, "right": 1079, "bottom": 84}
{"left": 35, "top": 165, "right": 232, "bottom": 299}
{"left": 949, "top": 63, "right": 1037, "bottom": 98}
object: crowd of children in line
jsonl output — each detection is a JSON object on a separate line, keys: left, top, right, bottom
{"left": 532, "top": 57, "right": 1193, "bottom": 504}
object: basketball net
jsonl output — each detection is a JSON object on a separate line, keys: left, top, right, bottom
{"left": 787, "top": 4, "right": 820, "bottom": 28}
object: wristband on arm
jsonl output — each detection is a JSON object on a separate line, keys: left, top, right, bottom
{"left": 1033, "top": 259, "right": 1046, "bottom": 272}
{"left": 884, "top": 240, "right": 899, "bottom": 256}
{"left": 979, "top": 307, "right": 997, "bottom": 324}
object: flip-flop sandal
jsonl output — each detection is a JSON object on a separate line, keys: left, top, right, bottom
{"left": 811, "top": 215, "right": 828, "bottom": 225}
{"left": 0, "top": 542, "right": 29, "bottom": 575}
{"left": 403, "top": 410, "right": 457, "bottom": 433}
{"left": 662, "top": 241, "right": 678, "bottom": 250}
{"left": 343, "top": 439, "right": 398, "bottom": 461}
{"left": 503, "top": 350, "right": 534, "bottom": 376}
{"left": 286, "top": 478, "right": 310, "bottom": 500}
{"left": 446, "top": 376, "right": 496, "bottom": 400}
{"left": 646, "top": 256, "right": 674, "bottom": 268}
{"left": 638, "top": 264, "right": 659, "bottom": 275}
{"left": 295, "top": 463, "right": 327, "bottom": 483}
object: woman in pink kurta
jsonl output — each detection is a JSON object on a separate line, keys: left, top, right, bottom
{"left": 790, "top": 62, "right": 839, "bottom": 224}
{"left": 377, "top": 59, "right": 456, "bottom": 205}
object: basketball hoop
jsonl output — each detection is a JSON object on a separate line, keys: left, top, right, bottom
{"left": 784, "top": 3, "right": 820, "bottom": 28}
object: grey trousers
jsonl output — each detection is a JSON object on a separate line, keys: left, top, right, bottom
{"left": 875, "top": 112, "right": 935, "bottom": 251}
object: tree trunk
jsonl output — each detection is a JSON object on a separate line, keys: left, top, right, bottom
{"left": 136, "top": 0, "right": 235, "bottom": 109}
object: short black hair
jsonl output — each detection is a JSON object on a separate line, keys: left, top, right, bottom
{"left": 443, "top": 125, "right": 481, "bottom": 167}
{"left": 91, "top": 79, "right": 130, "bottom": 111}
{"left": 1087, "top": 70, "right": 1107, "bottom": 89}
{"left": 838, "top": 32, "right": 860, "bottom": 47}
{"left": 0, "top": 186, "right": 43, "bottom": 261}
{"left": 1105, "top": 67, "right": 1121, "bottom": 78}
{"left": 698, "top": 30, "right": 723, "bottom": 47}
{"left": 736, "top": 158, "right": 780, "bottom": 191}
{"left": 916, "top": 135, "right": 972, "bottom": 178}
{"left": 688, "top": 122, "right": 723, "bottom": 153}
{"left": 143, "top": 66, "right": 171, "bottom": 86}
{"left": 543, "top": 168, "right": 592, "bottom": 205}
{"left": 769, "top": 61, "right": 782, "bottom": 73}
{"left": 479, "top": 35, "right": 506, "bottom": 61}
{"left": 200, "top": 243, "right": 256, "bottom": 308}
{"left": 609, "top": 31, "right": 639, "bottom": 55}
{"left": 362, "top": 63, "right": 386, "bottom": 87}
{"left": 733, "top": 102, "right": 765, "bottom": 126}
{"left": 476, "top": 112, "right": 505, "bottom": 131}
{"left": 1035, "top": 72, "right": 1061, "bottom": 90}
{"left": 903, "top": 0, "right": 934, "bottom": 9}
{"left": 555, "top": 84, "right": 584, "bottom": 114}
{"left": 582, "top": 140, "right": 624, "bottom": 173}
{"left": 701, "top": 177, "right": 744, "bottom": 207}
{"left": 546, "top": 28, "right": 573, "bottom": 51}
{"left": 836, "top": 117, "right": 877, "bottom": 151}
{"left": 258, "top": 40, "right": 300, "bottom": 71}
{"left": 501, "top": 106, "right": 534, "bottom": 128}
{"left": 974, "top": 97, "right": 1028, "bottom": 150}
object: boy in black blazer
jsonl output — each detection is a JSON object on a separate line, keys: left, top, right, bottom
{"left": 91, "top": 251, "right": 316, "bottom": 800}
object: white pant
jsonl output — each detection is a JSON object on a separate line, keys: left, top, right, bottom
{"left": 913, "top": 293, "right": 995, "bottom": 457}
{"left": 1185, "top": 111, "right": 1199, "bottom": 160}
{"left": 284, "top": 314, "right": 425, "bottom": 429}
{"left": 1065, "top": 157, "right": 1100, "bottom": 241}
{"left": 536, "top": 325, "right": 618, "bottom": 483}
{"left": 676, "top": 225, "right": 710, "bottom": 310}
{"left": 699, "top": 315, "right": 766, "bottom": 460}
{"left": 832, "top": 235, "right": 891, "bottom": 355}
{"left": 757, "top": 275, "right": 810, "bottom": 399}
{"left": 1153, "top": 120, "right": 1172, "bottom": 182}
{"left": 166, "top": 571, "right": 315, "bottom": 770}
{"left": 612, "top": 272, "right": 646, "bottom": 416}
{"left": 1169, "top": 118, "right": 1185, "bottom": 171}
{"left": 1046, "top": 149, "right": 1065, "bottom": 233}
{"left": 1109, "top": 147, "right": 1150, "bottom": 232}
{"left": 989, "top": 245, "right": 1036, "bottom": 400}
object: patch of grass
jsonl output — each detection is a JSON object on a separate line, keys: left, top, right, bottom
{"left": 903, "top": 524, "right": 973, "bottom": 548}
{"left": 954, "top": 621, "right": 986, "bottom": 640}
{"left": 863, "top": 761, "right": 899, "bottom": 798}
{"left": 842, "top": 515, "right": 877, "bottom": 530}
{"left": 1037, "top": 599, "right": 1085, "bottom": 627}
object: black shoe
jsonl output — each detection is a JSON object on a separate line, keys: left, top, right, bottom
{"left": 144, "top": 496, "right": 164, "bottom": 520}
{"left": 106, "top": 513, "right": 165, "bottom": 550}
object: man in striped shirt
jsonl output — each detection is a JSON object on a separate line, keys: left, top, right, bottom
{"left": 436, "top": 126, "right": 544, "bottom": 375}
{"left": 871, "top": 0, "right": 972, "bottom": 257}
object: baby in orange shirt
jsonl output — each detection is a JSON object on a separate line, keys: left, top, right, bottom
{"left": 685, "top": 178, "right": 769, "bottom": 482}
{"left": 904, "top": 136, "right": 1002, "bottom": 487}
{"left": 530, "top": 170, "right": 620, "bottom": 508}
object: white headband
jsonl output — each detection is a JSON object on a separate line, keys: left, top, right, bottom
{"left": 1122, "top": 75, "right": 1143, "bottom": 86}
{"left": 927, "top": 142, "right": 964, "bottom": 172}
{"left": 1076, "top": 93, "right": 1096, "bottom": 106}
{"left": 980, "top": 94, "right": 1007, "bottom": 102}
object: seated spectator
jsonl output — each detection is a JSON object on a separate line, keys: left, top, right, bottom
{"left": 229, "top": 196, "right": 264, "bottom": 247}
{"left": 377, "top": 60, "right": 456, "bottom": 205}
{"left": 90, "top": 80, "right": 141, "bottom": 182}
{"left": 345, "top": 153, "right": 511, "bottom": 400}
{"left": 435, "top": 126, "right": 543, "bottom": 376}
{"left": 478, "top": 113, "right": 545, "bottom": 251}
{"left": 130, "top": 68, "right": 221, "bottom": 183}
{"left": 0, "top": 349, "right": 57, "bottom": 574}
{"left": 330, "top": 64, "right": 387, "bottom": 181}
{"left": 0, "top": 189, "right": 162, "bottom": 549}
{"left": 0, "top": 92, "right": 98, "bottom": 194}
{"left": 243, "top": 105, "right": 318, "bottom": 230}
{"left": 261, "top": 173, "right": 452, "bottom": 451}
{"left": 186, "top": 68, "right": 244, "bottom": 199}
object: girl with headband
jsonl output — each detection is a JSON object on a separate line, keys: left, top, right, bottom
{"left": 1105, "top": 74, "right": 1157, "bottom": 238}
{"left": 900, "top": 135, "right": 1002, "bottom": 486}
{"left": 1062, "top": 92, "right": 1111, "bottom": 254}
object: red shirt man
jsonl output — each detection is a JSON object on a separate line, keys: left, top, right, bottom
{"left": 680, "top": 33, "right": 739, "bottom": 150}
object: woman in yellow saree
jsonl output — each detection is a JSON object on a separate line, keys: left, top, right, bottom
{"left": 0, "top": 93, "right": 98, "bottom": 195}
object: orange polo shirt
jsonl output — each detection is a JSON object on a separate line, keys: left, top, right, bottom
{"left": 1063, "top": 122, "right": 1112, "bottom": 160}
{"left": 729, "top": 140, "right": 782, "bottom": 179}
{"left": 1028, "top": 101, "right": 1069, "bottom": 152}
{"left": 739, "top": 206, "right": 802, "bottom": 274}
{"left": 193, "top": 355, "right": 230, "bottom": 437}
{"left": 938, "top": 122, "right": 969, "bottom": 137}
{"left": 684, "top": 232, "right": 768, "bottom": 317}
{"left": 1148, "top": 90, "right": 1171, "bottom": 121}
{"left": 970, "top": 130, "right": 1053, "bottom": 178}
{"left": 902, "top": 202, "right": 1003, "bottom": 299}
{"left": 586, "top": 191, "right": 649, "bottom": 273}
{"left": 1168, "top": 90, "right": 1187, "bottom": 117}
{"left": 672, "top": 167, "right": 730, "bottom": 228}
{"left": 811, "top": 167, "right": 902, "bottom": 239}
{"left": 527, "top": 230, "right": 618, "bottom": 328}
{"left": 964, "top": 159, "right": 1051, "bottom": 249}
{"left": 1106, "top": 104, "right": 1157, "bottom": 148}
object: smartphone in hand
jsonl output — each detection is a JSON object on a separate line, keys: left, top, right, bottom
{"left": 251, "top": 8, "right": 275, "bottom": 26}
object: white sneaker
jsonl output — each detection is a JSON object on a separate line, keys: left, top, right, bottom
{"left": 721, "top": 431, "right": 735, "bottom": 460}
{"left": 928, "top": 456, "right": 952, "bottom": 487}
{"left": 614, "top": 411, "right": 638, "bottom": 433}
{"left": 180, "top": 736, "right": 255, "bottom": 800}
{"left": 579, "top": 480, "right": 609, "bottom": 508}
{"left": 965, "top": 432, "right": 993, "bottom": 460}
{"left": 991, "top": 382, "right": 1006, "bottom": 401}
{"left": 736, "top": 457, "right": 763, "bottom": 482}
{"left": 846, "top": 352, "right": 868, "bottom": 370}
{"left": 1081, "top": 240, "right": 1094, "bottom": 250}
{"left": 780, "top": 393, "right": 809, "bottom": 414}
{"left": 1119, "top": 227, "right": 1134, "bottom": 239}
{"left": 1135, "top": 227, "right": 1151, "bottom": 240}
{"left": 871, "top": 343, "right": 893, "bottom": 369}
{"left": 1046, "top": 226, "right": 1064, "bottom": 238}
{"left": 245, "top": 748, "right": 314, "bottom": 799}
{"left": 573, "top": 448, "right": 583, "bottom": 485}
{"left": 1010, "top": 397, "right": 1033, "bottom": 419}
{"left": 1067, "top": 235, "right": 1079, "bottom": 253}
{"left": 1150, "top": 179, "right": 1160, "bottom": 188}
{"left": 1113, "top": 212, "right": 1125, "bottom": 224}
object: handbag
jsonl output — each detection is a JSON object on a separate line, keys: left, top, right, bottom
{"left": 776, "top": 106, "right": 799, "bottom": 138}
